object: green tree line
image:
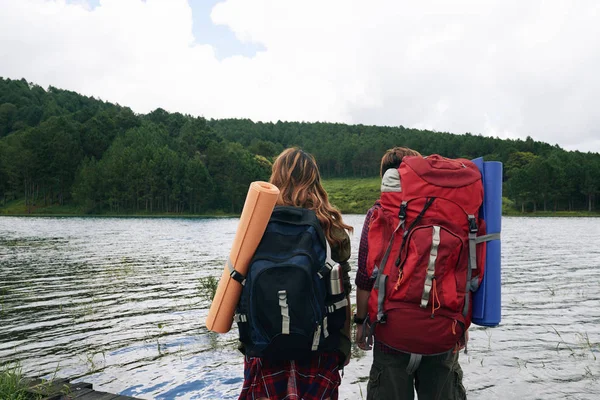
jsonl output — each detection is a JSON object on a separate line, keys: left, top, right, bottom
{"left": 1, "top": 77, "right": 599, "bottom": 214}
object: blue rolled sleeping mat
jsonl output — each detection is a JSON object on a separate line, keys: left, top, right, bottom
{"left": 471, "top": 157, "right": 502, "bottom": 327}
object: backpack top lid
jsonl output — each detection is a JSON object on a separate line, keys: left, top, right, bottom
{"left": 403, "top": 155, "right": 481, "bottom": 188}
{"left": 269, "top": 205, "right": 327, "bottom": 249}
{"left": 400, "top": 154, "right": 483, "bottom": 215}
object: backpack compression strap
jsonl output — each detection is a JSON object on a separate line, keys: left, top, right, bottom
{"left": 475, "top": 233, "right": 501, "bottom": 243}
{"left": 462, "top": 216, "right": 501, "bottom": 317}
{"left": 278, "top": 290, "right": 290, "bottom": 335}
{"left": 463, "top": 216, "right": 478, "bottom": 316}
{"left": 319, "top": 241, "right": 350, "bottom": 311}
{"left": 227, "top": 258, "right": 246, "bottom": 286}
{"left": 371, "top": 200, "right": 409, "bottom": 327}
{"left": 322, "top": 239, "right": 349, "bottom": 340}
{"left": 317, "top": 241, "right": 339, "bottom": 278}
{"left": 420, "top": 226, "right": 441, "bottom": 309}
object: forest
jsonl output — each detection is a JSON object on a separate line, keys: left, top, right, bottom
{"left": 1, "top": 77, "right": 599, "bottom": 215}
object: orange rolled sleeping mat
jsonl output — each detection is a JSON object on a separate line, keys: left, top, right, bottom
{"left": 205, "top": 181, "right": 280, "bottom": 333}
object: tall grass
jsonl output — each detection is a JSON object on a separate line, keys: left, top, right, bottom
{"left": 0, "top": 363, "right": 29, "bottom": 400}
{"left": 198, "top": 276, "right": 219, "bottom": 301}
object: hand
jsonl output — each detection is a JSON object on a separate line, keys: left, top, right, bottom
{"left": 355, "top": 322, "right": 372, "bottom": 351}
{"left": 457, "top": 328, "right": 469, "bottom": 351}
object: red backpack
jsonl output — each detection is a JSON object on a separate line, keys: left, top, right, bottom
{"left": 367, "top": 155, "right": 487, "bottom": 355}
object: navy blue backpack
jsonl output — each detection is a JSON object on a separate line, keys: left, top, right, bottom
{"left": 234, "top": 206, "right": 348, "bottom": 360}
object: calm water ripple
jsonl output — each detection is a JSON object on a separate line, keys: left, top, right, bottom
{"left": 1, "top": 216, "right": 599, "bottom": 399}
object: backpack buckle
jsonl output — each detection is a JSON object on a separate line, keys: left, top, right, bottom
{"left": 317, "top": 262, "right": 334, "bottom": 279}
{"left": 227, "top": 257, "right": 246, "bottom": 286}
{"left": 234, "top": 314, "right": 247, "bottom": 323}
{"left": 468, "top": 216, "right": 478, "bottom": 233}
{"left": 230, "top": 269, "right": 246, "bottom": 286}
{"left": 399, "top": 202, "right": 407, "bottom": 220}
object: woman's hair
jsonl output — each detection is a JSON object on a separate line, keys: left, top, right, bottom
{"left": 380, "top": 146, "right": 422, "bottom": 177}
{"left": 269, "top": 148, "right": 353, "bottom": 247}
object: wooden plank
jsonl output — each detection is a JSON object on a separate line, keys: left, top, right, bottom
{"left": 23, "top": 376, "right": 143, "bottom": 400}
{"left": 76, "top": 391, "right": 120, "bottom": 400}
{"left": 68, "top": 381, "right": 94, "bottom": 391}
{"left": 26, "top": 377, "right": 72, "bottom": 400}
{"left": 24, "top": 378, "right": 46, "bottom": 387}
{"left": 69, "top": 388, "right": 95, "bottom": 398}
{"left": 111, "top": 396, "right": 143, "bottom": 400}
{"left": 37, "top": 395, "right": 61, "bottom": 400}
{"left": 27, "top": 377, "right": 70, "bottom": 391}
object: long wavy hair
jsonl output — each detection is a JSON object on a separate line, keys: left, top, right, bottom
{"left": 269, "top": 148, "right": 353, "bottom": 247}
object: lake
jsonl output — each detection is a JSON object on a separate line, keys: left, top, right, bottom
{"left": 1, "top": 216, "right": 599, "bottom": 399}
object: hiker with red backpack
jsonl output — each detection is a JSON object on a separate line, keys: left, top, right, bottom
{"left": 354, "top": 146, "right": 490, "bottom": 399}
{"left": 236, "top": 148, "right": 354, "bottom": 400}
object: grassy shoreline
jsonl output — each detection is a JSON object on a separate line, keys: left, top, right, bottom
{"left": 503, "top": 210, "right": 600, "bottom": 217}
{"left": 0, "top": 199, "right": 237, "bottom": 218}
{"left": 2, "top": 178, "right": 599, "bottom": 217}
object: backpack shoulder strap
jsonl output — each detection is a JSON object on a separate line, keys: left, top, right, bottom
{"left": 318, "top": 240, "right": 336, "bottom": 278}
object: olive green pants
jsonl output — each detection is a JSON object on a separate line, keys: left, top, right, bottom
{"left": 366, "top": 345, "right": 467, "bottom": 400}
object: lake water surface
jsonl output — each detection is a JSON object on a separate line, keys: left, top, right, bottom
{"left": 1, "top": 216, "right": 599, "bottom": 399}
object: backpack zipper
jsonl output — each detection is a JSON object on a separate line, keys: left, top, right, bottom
{"left": 251, "top": 250, "right": 317, "bottom": 264}
{"left": 392, "top": 224, "right": 463, "bottom": 301}
{"left": 393, "top": 197, "right": 436, "bottom": 268}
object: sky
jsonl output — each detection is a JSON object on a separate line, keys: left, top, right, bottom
{"left": 0, "top": 0, "right": 599, "bottom": 153}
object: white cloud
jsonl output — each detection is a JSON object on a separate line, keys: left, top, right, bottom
{"left": 1, "top": 0, "right": 599, "bottom": 152}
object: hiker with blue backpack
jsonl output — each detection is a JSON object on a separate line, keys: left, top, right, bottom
{"left": 354, "top": 146, "right": 487, "bottom": 400}
{"left": 236, "top": 148, "right": 354, "bottom": 400}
